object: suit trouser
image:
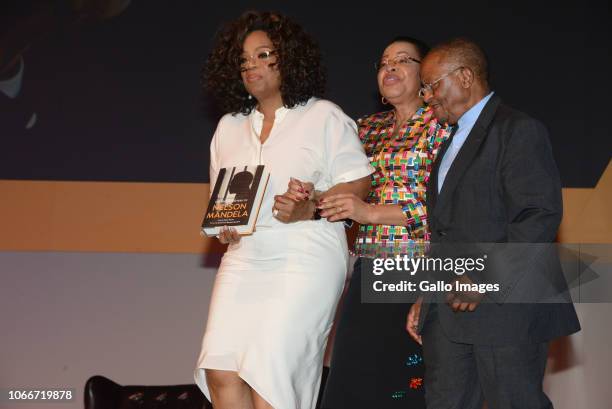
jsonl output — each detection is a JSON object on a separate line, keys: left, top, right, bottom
{"left": 421, "top": 305, "right": 552, "bottom": 409}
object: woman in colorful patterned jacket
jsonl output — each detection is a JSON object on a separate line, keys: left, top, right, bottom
{"left": 301, "top": 36, "right": 452, "bottom": 408}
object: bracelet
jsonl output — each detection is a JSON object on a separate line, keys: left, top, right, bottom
{"left": 313, "top": 206, "right": 322, "bottom": 220}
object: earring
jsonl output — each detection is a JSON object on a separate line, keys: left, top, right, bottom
{"left": 247, "top": 94, "right": 253, "bottom": 100}
{"left": 381, "top": 96, "right": 388, "bottom": 105}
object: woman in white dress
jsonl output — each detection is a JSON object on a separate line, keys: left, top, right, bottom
{"left": 194, "top": 11, "right": 373, "bottom": 409}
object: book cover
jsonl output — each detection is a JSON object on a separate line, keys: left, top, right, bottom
{"left": 201, "top": 165, "right": 269, "bottom": 236}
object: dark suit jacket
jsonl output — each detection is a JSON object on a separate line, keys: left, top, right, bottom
{"left": 418, "top": 95, "right": 580, "bottom": 345}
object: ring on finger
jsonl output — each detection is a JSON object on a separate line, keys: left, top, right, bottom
{"left": 273, "top": 208, "right": 279, "bottom": 217}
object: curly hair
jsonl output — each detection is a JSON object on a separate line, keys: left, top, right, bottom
{"left": 202, "top": 11, "right": 326, "bottom": 115}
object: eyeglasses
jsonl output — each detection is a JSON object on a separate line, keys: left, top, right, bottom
{"left": 239, "top": 50, "right": 277, "bottom": 71}
{"left": 419, "top": 66, "right": 464, "bottom": 97}
{"left": 375, "top": 55, "right": 421, "bottom": 71}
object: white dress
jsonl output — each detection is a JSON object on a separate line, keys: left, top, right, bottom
{"left": 194, "top": 98, "right": 373, "bottom": 409}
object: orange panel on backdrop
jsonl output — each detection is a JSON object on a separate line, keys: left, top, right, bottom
{"left": 558, "top": 161, "right": 612, "bottom": 243}
{"left": 0, "top": 180, "right": 226, "bottom": 254}
{"left": 0, "top": 160, "right": 609, "bottom": 253}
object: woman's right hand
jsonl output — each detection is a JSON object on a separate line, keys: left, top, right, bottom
{"left": 217, "top": 226, "right": 241, "bottom": 244}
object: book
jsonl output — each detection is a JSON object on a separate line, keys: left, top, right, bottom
{"left": 201, "top": 165, "right": 270, "bottom": 237}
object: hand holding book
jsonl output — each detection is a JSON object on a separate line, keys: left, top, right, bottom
{"left": 217, "top": 225, "right": 242, "bottom": 244}
{"left": 201, "top": 165, "right": 270, "bottom": 237}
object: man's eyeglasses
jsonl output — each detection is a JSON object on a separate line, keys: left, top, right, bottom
{"left": 419, "top": 66, "right": 464, "bottom": 97}
{"left": 375, "top": 55, "right": 421, "bottom": 71}
{"left": 239, "top": 50, "right": 277, "bottom": 72}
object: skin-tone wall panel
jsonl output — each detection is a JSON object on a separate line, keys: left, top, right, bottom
{"left": 0, "top": 180, "right": 225, "bottom": 253}
{"left": 558, "top": 161, "right": 612, "bottom": 243}
{"left": 0, "top": 160, "right": 609, "bottom": 253}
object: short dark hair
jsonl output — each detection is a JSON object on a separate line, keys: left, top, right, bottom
{"left": 386, "top": 36, "right": 430, "bottom": 60}
{"left": 202, "top": 11, "right": 326, "bottom": 115}
{"left": 430, "top": 37, "right": 489, "bottom": 83}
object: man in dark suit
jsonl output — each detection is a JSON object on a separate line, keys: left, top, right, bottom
{"left": 406, "top": 38, "right": 580, "bottom": 409}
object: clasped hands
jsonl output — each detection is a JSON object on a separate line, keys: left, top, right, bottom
{"left": 271, "top": 177, "right": 317, "bottom": 224}
{"left": 219, "top": 176, "right": 343, "bottom": 244}
{"left": 219, "top": 176, "right": 371, "bottom": 244}
{"left": 273, "top": 177, "right": 371, "bottom": 224}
